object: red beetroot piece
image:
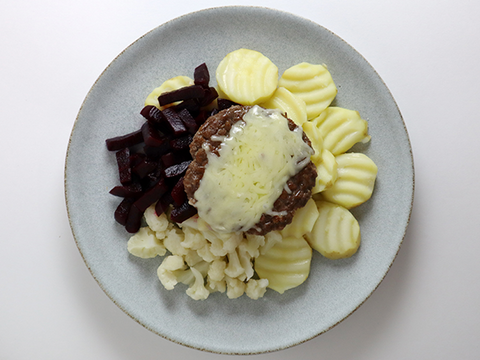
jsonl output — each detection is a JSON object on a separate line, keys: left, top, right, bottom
{"left": 177, "top": 108, "right": 199, "bottom": 134}
{"left": 106, "top": 129, "right": 144, "bottom": 151}
{"left": 164, "top": 160, "right": 191, "bottom": 178}
{"left": 114, "top": 197, "right": 135, "bottom": 226}
{"left": 194, "top": 63, "right": 210, "bottom": 88}
{"left": 109, "top": 183, "right": 143, "bottom": 197}
{"left": 170, "top": 200, "right": 197, "bottom": 223}
{"left": 116, "top": 148, "right": 132, "bottom": 185}
{"left": 171, "top": 177, "right": 187, "bottom": 206}
{"left": 161, "top": 108, "right": 187, "bottom": 136}
{"left": 158, "top": 85, "right": 205, "bottom": 106}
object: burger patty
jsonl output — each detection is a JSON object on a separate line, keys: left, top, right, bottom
{"left": 183, "top": 105, "right": 317, "bottom": 235}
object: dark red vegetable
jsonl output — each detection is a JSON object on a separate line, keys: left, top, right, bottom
{"left": 125, "top": 203, "right": 143, "bottom": 233}
{"left": 141, "top": 121, "right": 167, "bottom": 147}
{"left": 132, "top": 157, "right": 158, "bottom": 179}
{"left": 114, "top": 197, "right": 135, "bottom": 226}
{"left": 194, "top": 63, "right": 210, "bottom": 88}
{"left": 170, "top": 200, "right": 197, "bottom": 223}
{"left": 158, "top": 85, "right": 205, "bottom": 106}
{"left": 116, "top": 148, "right": 132, "bottom": 185}
{"left": 170, "top": 134, "right": 193, "bottom": 151}
{"left": 177, "top": 108, "right": 199, "bottom": 134}
{"left": 161, "top": 108, "right": 187, "bottom": 136}
{"left": 109, "top": 183, "right": 143, "bottom": 197}
{"left": 106, "top": 129, "right": 144, "bottom": 151}
{"left": 140, "top": 105, "right": 165, "bottom": 124}
{"left": 164, "top": 160, "right": 191, "bottom": 178}
{"left": 132, "top": 178, "right": 169, "bottom": 213}
{"left": 171, "top": 177, "right": 186, "bottom": 206}
{"left": 217, "top": 98, "right": 239, "bottom": 111}
{"left": 155, "top": 193, "right": 173, "bottom": 216}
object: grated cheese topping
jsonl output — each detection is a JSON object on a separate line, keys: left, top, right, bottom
{"left": 193, "top": 105, "right": 313, "bottom": 233}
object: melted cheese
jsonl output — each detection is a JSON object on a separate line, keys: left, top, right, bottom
{"left": 193, "top": 105, "right": 313, "bottom": 233}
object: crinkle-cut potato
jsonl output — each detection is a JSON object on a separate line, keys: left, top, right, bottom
{"left": 306, "top": 201, "right": 361, "bottom": 260}
{"left": 215, "top": 48, "right": 278, "bottom": 105}
{"left": 260, "top": 87, "right": 307, "bottom": 126}
{"left": 302, "top": 121, "right": 324, "bottom": 166}
{"left": 312, "top": 149, "right": 338, "bottom": 194}
{"left": 311, "top": 107, "right": 371, "bottom": 155}
{"left": 145, "top": 75, "right": 194, "bottom": 109}
{"left": 322, "top": 153, "right": 378, "bottom": 209}
{"left": 254, "top": 236, "right": 312, "bottom": 294}
{"left": 281, "top": 199, "right": 319, "bottom": 238}
{"left": 278, "top": 62, "right": 337, "bottom": 120}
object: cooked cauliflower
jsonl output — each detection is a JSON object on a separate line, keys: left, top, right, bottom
{"left": 127, "top": 227, "right": 166, "bottom": 259}
{"left": 208, "top": 259, "right": 227, "bottom": 281}
{"left": 246, "top": 279, "right": 269, "bottom": 300}
{"left": 181, "top": 227, "right": 207, "bottom": 250}
{"left": 186, "top": 267, "right": 210, "bottom": 300}
{"left": 207, "top": 277, "right": 226, "bottom": 293}
{"left": 163, "top": 229, "right": 188, "bottom": 256}
{"left": 144, "top": 205, "right": 169, "bottom": 233}
{"left": 224, "top": 250, "right": 245, "bottom": 279}
{"left": 225, "top": 276, "right": 246, "bottom": 299}
{"left": 157, "top": 255, "right": 186, "bottom": 290}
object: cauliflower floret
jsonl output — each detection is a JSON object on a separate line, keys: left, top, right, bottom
{"left": 224, "top": 250, "right": 245, "bottom": 279}
{"left": 157, "top": 255, "right": 186, "bottom": 290}
{"left": 259, "top": 231, "right": 282, "bottom": 255}
{"left": 181, "top": 227, "right": 207, "bottom": 251}
{"left": 246, "top": 278, "right": 269, "bottom": 300}
{"left": 208, "top": 259, "right": 227, "bottom": 281}
{"left": 207, "top": 277, "right": 226, "bottom": 293}
{"left": 163, "top": 228, "right": 188, "bottom": 256}
{"left": 127, "top": 227, "right": 166, "bottom": 259}
{"left": 197, "top": 243, "right": 221, "bottom": 263}
{"left": 184, "top": 249, "right": 203, "bottom": 267}
{"left": 144, "top": 204, "right": 169, "bottom": 233}
{"left": 238, "top": 246, "right": 254, "bottom": 280}
{"left": 242, "top": 234, "right": 265, "bottom": 258}
{"left": 175, "top": 261, "right": 209, "bottom": 285}
{"left": 225, "top": 276, "right": 246, "bottom": 299}
{"left": 186, "top": 267, "right": 210, "bottom": 300}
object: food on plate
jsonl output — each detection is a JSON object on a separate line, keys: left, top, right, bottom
{"left": 321, "top": 152, "right": 378, "bottom": 209}
{"left": 311, "top": 107, "right": 371, "bottom": 156}
{"left": 215, "top": 48, "right": 278, "bottom": 105}
{"left": 305, "top": 201, "right": 361, "bottom": 259}
{"left": 106, "top": 48, "right": 378, "bottom": 300}
{"left": 278, "top": 62, "right": 337, "bottom": 120}
{"left": 184, "top": 104, "right": 317, "bottom": 235}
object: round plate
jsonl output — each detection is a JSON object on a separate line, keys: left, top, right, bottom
{"left": 65, "top": 6, "right": 414, "bottom": 355}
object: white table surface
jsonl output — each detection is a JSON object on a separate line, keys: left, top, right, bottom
{"left": 2, "top": 0, "right": 480, "bottom": 359}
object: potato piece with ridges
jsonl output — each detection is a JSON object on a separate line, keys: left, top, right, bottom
{"left": 312, "top": 149, "right": 338, "bottom": 194}
{"left": 321, "top": 153, "right": 378, "bottom": 209}
{"left": 216, "top": 48, "right": 278, "bottom": 105}
{"left": 254, "top": 236, "right": 312, "bottom": 294}
{"left": 145, "top": 75, "right": 194, "bottom": 109}
{"left": 302, "top": 121, "right": 323, "bottom": 165}
{"left": 280, "top": 199, "right": 319, "bottom": 238}
{"left": 311, "top": 107, "right": 370, "bottom": 155}
{"left": 278, "top": 62, "right": 337, "bottom": 120}
{"left": 260, "top": 87, "right": 307, "bottom": 126}
{"left": 306, "top": 201, "right": 360, "bottom": 259}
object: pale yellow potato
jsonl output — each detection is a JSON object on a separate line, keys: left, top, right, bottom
{"left": 280, "top": 198, "right": 319, "bottom": 238}
{"left": 306, "top": 201, "right": 360, "bottom": 260}
{"left": 278, "top": 62, "right": 337, "bottom": 120}
{"left": 254, "top": 236, "right": 312, "bottom": 294}
{"left": 322, "top": 153, "right": 378, "bottom": 209}
{"left": 311, "top": 107, "right": 370, "bottom": 155}
{"left": 302, "top": 121, "right": 323, "bottom": 165}
{"left": 145, "top": 75, "right": 194, "bottom": 109}
{"left": 260, "top": 87, "right": 307, "bottom": 126}
{"left": 216, "top": 48, "right": 278, "bottom": 105}
{"left": 312, "top": 149, "right": 338, "bottom": 194}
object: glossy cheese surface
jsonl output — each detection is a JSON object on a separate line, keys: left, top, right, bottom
{"left": 194, "top": 106, "right": 313, "bottom": 233}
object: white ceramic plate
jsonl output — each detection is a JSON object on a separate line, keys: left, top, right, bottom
{"left": 65, "top": 6, "right": 414, "bottom": 355}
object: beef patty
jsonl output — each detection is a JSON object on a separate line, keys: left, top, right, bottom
{"left": 183, "top": 105, "right": 317, "bottom": 235}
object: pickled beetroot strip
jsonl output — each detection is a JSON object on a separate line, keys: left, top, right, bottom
{"left": 161, "top": 108, "right": 187, "bottom": 136}
{"left": 106, "top": 129, "right": 143, "bottom": 151}
{"left": 158, "top": 85, "right": 205, "bottom": 106}
{"left": 170, "top": 201, "right": 197, "bottom": 223}
{"left": 194, "top": 63, "right": 210, "bottom": 88}
{"left": 116, "top": 148, "right": 132, "bottom": 185}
